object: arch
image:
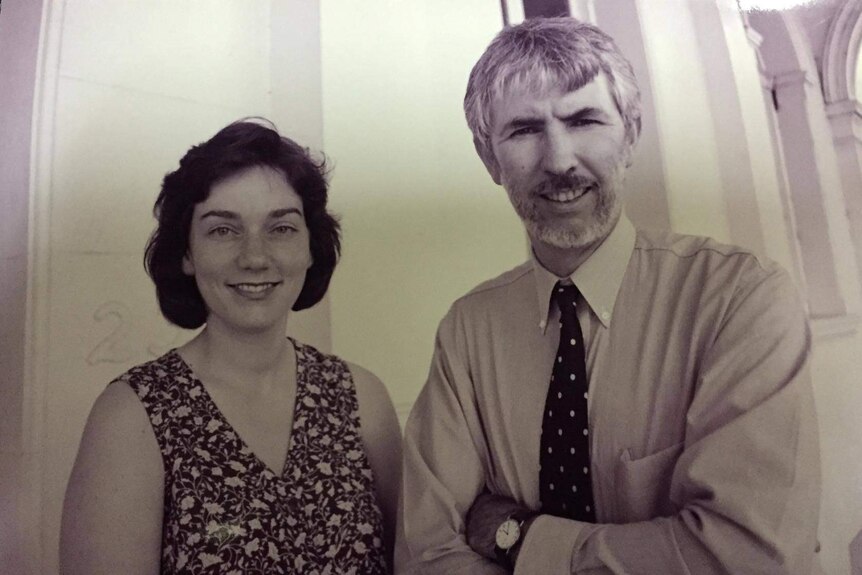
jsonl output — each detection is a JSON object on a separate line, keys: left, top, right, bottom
{"left": 748, "top": 9, "right": 860, "bottom": 320}
{"left": 822, "top": 0, "right": 862, "bottom": 104}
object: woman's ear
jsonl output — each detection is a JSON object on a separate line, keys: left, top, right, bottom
{"left": 182, "top": 253, "right": 195, "bottom": 276}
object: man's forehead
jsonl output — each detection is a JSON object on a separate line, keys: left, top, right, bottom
{"left": 491, "top": 72, "right": 613, "bottom": 116}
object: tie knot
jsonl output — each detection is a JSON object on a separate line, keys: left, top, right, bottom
{"left": 554, "top": 282, "right": 580, "bottom": 313}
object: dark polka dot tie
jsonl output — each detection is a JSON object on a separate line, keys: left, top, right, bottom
{"left": 539, "top": 282, "right": 596, "bottom": 522}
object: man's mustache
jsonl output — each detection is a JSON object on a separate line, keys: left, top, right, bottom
{"left": 533, "top": 172, "right": 594, "bottom": 195}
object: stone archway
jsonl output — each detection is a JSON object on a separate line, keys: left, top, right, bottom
{"left": 748, "top": 9, "right": 856, "bottom": 319}
{"left": 822, "top": 0, "right": 862, "bottom": 105}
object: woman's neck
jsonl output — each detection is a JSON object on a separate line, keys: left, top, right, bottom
{"left": 180, "top": 320, "right": 293, "bottom": 392}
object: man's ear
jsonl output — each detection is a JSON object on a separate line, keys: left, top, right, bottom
{"left": 474, "top": 137, "right": 502, "bottom": 185}
{"left": 624, "top": 120, "right": 641, "bottom": 168}
{"left": 182, "top": 253, "right": 195, "bottom": 276}
{"left": 623, "top": 139, "right": 636, "bottom": 168}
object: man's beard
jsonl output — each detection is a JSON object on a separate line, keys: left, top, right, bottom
{"left": 507, "top": 167, "right": 625, "bottom": 250}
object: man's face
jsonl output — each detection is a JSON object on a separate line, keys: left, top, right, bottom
{"left": 478, "top": 72, "right": 634, "bottom": 252}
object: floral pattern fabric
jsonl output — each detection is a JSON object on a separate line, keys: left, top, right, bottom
{"left": 119, "top": 339, "right": 387, "bottom": 574}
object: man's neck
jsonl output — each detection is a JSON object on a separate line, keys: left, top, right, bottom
{"left": 531, "top": 239, "right": 603, "bottom": 278}
{"left": 530, "top": 213, "right": 623, "bottom": 277}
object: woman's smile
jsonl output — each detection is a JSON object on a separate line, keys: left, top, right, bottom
{"left": 229, "top": 281, "right": 282, "bottom": 298}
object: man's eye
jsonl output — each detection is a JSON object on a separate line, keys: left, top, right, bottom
{"left": 272, "top": 224, "right": 298, "bottom": 235}
{"left": 571, "top": 118, "right": 601, "bottom": 127}
{"left": 510, "top": 126, "right": 539, "bottom": 137}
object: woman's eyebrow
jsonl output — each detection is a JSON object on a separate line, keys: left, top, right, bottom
{"left": 198, "top": 208, "right": 303, "bottom": 220}
{"left": 199, "top": 209, "right": 238, "bottom": 220}
{"left": 269, "top": 208, "right": 303, "bottom": 218}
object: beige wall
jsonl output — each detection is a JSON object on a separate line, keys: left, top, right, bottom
{"left": 813, "top": 328, "right": 862, "bottom": 575}
{"left": 319, "top": 0, "right": 528, "bottom": 417}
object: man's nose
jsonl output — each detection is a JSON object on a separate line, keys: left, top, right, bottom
{"left": 237, "top": 234, "right": 269, "bottom": 269}
{"left": 541, "top": 128, "right": 580, "bottom": 176}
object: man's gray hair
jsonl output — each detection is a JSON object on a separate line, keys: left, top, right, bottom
{"left": 464, "top": 17, "right": 642, "bottom": 152}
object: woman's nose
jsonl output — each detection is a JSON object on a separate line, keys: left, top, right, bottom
{"left": 237, "top": 234, "right": 269, "bottom": 269}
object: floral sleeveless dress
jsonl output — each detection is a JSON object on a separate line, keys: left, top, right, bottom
{"left": 119, "top": 339, "right": 388, "bottom": 574}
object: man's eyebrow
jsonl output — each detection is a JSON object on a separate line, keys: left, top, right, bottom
{"left": 499, "top": 106, "right": 611, "bottom": 134}
{"left": 558, "top": 106, "right": 609, "bottom": 122}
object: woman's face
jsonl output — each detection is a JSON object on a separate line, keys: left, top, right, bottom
{"left": 182, "top": 165, "right": 312, "bottom": 336}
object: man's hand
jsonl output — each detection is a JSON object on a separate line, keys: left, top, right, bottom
{"left": 466, "top": 491, "right": 530, "bottom": 561}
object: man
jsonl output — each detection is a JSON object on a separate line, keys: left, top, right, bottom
{"left": 395, "top": 16, "right": 821, "bottom": 575}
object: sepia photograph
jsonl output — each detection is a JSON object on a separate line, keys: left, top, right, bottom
{"left": 1, "top": 0, "right": 861, "bottom": 573}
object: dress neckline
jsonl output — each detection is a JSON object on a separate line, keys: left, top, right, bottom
{"left": 167, "top": 337, "right": 304, "bottom": 479}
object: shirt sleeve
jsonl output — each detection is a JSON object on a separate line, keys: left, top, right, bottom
{"left": 515, "top": 265, "right": 821, "bottom": 574}
{"left": 395, "top": 307, "right": 508, "bottom": 575}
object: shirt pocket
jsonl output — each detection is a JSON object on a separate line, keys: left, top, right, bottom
{"left": 615, "top": 442, "right": 683, "bottom": 522}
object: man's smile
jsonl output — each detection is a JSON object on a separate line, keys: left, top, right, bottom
{"left": 540, "top": 184, "right": 594, "bottom": 204}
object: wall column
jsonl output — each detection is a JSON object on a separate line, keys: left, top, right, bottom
{"left": 822, "top": 0, "right": 862, "bottom": 289}
{"left": 588, "top": 0, "right": 673, "bottom": 232}
{"left": 0, "top": 0, "right": 45, "bottom": 572}
{"left": 827, "top": 100, "right": 862, "bottom": 289}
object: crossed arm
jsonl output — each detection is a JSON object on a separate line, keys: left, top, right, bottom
{"left": 395, "top": 270, "right": 821, "bottom": 574}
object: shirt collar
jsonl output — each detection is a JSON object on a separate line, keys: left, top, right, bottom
{"left": 532, "top": 213, "right": 636, "bottom": 333}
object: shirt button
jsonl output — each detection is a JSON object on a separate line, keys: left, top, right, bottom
{"left": 601, "top": 311, "right": 610, "bottom": 320}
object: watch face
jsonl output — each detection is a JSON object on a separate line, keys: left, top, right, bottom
{"left": 495, "top": 518, "right": 521, "bottom": 550}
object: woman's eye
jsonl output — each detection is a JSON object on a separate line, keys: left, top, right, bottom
{"left": 208, "top": 225, "right": 235, "bottom": 237}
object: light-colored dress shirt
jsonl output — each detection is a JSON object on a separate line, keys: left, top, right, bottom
{"left": 396, "top": 215, "right": 821, "bottom": 574}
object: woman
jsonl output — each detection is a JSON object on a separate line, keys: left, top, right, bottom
{"left": 60, "top": 120, "right": 401, "bottom": 574}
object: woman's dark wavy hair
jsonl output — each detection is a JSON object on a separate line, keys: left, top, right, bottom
{"left": 144, "top": 119, "right": 340, "bottom": 329}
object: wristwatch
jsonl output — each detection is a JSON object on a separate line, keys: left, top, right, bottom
{"left": 493, "top": 510, "right": 533, "bottom": 570}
